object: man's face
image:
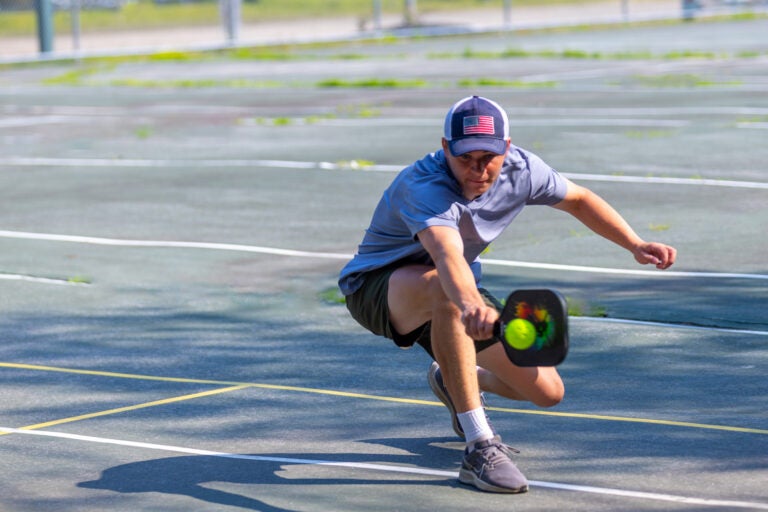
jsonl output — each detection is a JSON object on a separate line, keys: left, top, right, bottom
{"left": 442, "top": 138, "right": 510, "bottom": 200}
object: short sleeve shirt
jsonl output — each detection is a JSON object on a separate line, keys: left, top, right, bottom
{"left": 338, "top": 145, "right": 568, "bottom": 295}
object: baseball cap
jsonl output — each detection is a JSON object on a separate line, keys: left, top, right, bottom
{"left": 443, "top": 95, "right": 510, "bottom": 156}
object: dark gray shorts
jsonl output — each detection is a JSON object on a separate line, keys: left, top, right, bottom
{"left": 345, "top": 263, "right": 501, "bottom": 359}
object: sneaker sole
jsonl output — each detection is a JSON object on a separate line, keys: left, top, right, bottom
{"left": 458, "top": 468, "right": 529, "bottom": 494}
{"left": 427, "top": 363, "right": 465, "bottom": 440}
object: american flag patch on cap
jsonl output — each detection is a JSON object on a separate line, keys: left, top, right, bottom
{"left": 463, "top": 115, "right": 495, "bottom": 135}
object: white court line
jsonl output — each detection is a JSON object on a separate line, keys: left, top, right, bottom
{"left": 0, "top": 157, "right": 323, "bottom": 169}
{"left": 240, "top": 118, "right": 691, "bottom": 128}
{"left": 559, "top": 172, "right": 768, "bottom": 190}
{"left": 0, "top": 272, "right": 88, "bottom": 286}
{"left": 0, "top": 229, "right": 351, "bottom": 260}
{"left": 572, "top": 316, "right": 768, "bottom": 337}
{"left": 1, "top": 156, "right": 766, "bottom": 190}
{"left": 480, "top": 258, "right": 768, "bottom": 280}
{"left": 2, "top": 230, "right": 767, "bottom": 283}
{"left": 1, "top": 427, "right": 766, "bottom": 510}
{"left": 6, "top": 105, "right": 768, "bottom": 117}
{"left": 2, "top": 229, "right": 766, "bottom": 336}
{"left": 737, "top": 122, "right": 768, "bottom": 130}
{"left": 0, "top": 116, "right": 81, "bottom": 128}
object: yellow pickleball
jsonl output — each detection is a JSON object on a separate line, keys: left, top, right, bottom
{"left": 504, "top": 318, "right": 537, "bottom": 350}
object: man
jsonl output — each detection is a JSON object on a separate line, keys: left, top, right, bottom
{"left": 338, "top": 96, "right": 677, "bottom": 493}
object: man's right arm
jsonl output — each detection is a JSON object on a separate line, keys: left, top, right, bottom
{"left": 417, "top": 225, "right": 499, "bottom": 340}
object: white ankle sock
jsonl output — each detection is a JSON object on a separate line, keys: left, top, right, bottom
{"left": 457, "top": 408, "right": 494, "bottom": 447}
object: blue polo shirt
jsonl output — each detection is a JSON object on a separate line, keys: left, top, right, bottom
{"left": 338, "top": 145, "right": 568, "bottom": 296}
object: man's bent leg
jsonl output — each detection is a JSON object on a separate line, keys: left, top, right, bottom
{"left": 389, "top": 266, "right": 530, "bottom": 493}
{"left": 388, "top": 265, "right": 485, "bottom": 416}
{"left": 476, "top": 343, "right": 565, "bottom": 408}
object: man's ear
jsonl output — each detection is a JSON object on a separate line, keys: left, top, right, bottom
{"left": 441, "top": 138, "right": 451, "bottom": 154}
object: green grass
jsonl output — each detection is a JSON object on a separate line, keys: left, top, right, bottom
{"left": 41, "top": 65, "right": 104, "bottom": 84}
{"left": 624, "top": 129, "right": 676, "bottom": 138}
{"left": 42, "top": 66, "right": 749, "bottom": 92}
{"left": 316, "top": 77, "right": 427, "bottom": 88}
{"left": 431, "top": 46, "right": 756, "bottom": 61}
{"left": 335, "top": 159, "right": 376, "bottom": 169}
{"left": 46, "top": 69, "right": 558, "bottom": 89}
{"left": 319, "top": 287, "right": 346, "bottom": 305}
{"left": 631, "top": 73, "right": 742, "bottom": 87}
{"left": 4, "top": 0, "right": 765, "bottom": 74}
{"left": 568, "top": 228, "right": 592, "bottom": 238}
{"left": 566, "top": 297, "right": 608, "bottom": 318}
{"left": 111, "top": 77, "right": 282, "bottom": 88}
{"left": 134, "top": 126, "right": 153, "bottom": 138}
{"left": 2, "top": 0, "right": 766, "bottom": 37}
{"left": 736, "top": 115, "right": 768, "bottom": 124}
{"left": 66, "top": 275, "right": 92, "bottom": 284}
{"left": 0, "top": 0, "right": 596, "bottom": 36}
{"left": 457, "top": 77, "right": 557, "bottom": 88}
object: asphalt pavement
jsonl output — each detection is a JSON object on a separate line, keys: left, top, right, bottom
{"left": 0, "top": 13, "right": 766, "bottom": 512}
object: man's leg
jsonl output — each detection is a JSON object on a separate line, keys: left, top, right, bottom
{"left": 388, "top": 265, "right": 564, "bottom": 410}
{"left": 387, "top": 265, "right": 484, "bottom": 417}
{"left": 388, "top": 265, "right": 528, "bottom": 493}
{"left": 476, "top": 343, "right": 565, "bottom": 408}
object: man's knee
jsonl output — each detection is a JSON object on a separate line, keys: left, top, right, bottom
{"left": 531, "top": 381, "right": 565, "bottom": 408}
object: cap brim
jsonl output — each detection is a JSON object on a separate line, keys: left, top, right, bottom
{"left": 448, "top": 137, "right": 507, "bottom": 156}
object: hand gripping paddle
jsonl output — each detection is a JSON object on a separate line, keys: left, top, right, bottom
{"left": 492, "top": 289, "right": 569, "bottom": 367}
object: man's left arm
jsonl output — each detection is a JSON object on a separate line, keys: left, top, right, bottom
{"left": 551, "top": 179, "right": 677, "bottom": 270}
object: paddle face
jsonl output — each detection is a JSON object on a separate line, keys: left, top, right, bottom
{"left": 494, "top": 289, "right": 569, "bottom": 367}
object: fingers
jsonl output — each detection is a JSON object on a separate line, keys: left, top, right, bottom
{"left": 656, "top": 244, "right": 677, "bottom": 269}
{"left": 461, "top": 305, "right": 499, "bottom": 340}
{"left": 638, "top": 242, "right": 677, "bottom": 270}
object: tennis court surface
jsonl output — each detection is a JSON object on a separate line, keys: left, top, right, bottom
{"left": 0, "top": 14, "right": 766, "bottom": 512}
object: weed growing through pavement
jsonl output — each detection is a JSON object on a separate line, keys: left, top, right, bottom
{"left": 566, "top": 297, "right": 608, "bottom": 318}
{"left": 649, "top": 223, "right": 671, "bottom": 232}
{"left": 319, "top": 287, "right": 346, "bottom": 305}
{"left": 316, "top": 78, "right": 427, "bottom": 88}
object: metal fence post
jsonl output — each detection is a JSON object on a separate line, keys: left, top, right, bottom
{"left": 373, "top": 0, "right": 382, "bottom": 32}
{"left": 682, "top": 0, "right": 698, "bottom": 20}
{"left": 404, "top": 0, "right": 417, "bottom": 26}
{"left": 34, "top": 0, "right": 55, "bottom": 54}
{"left": 70, "top": 0, "right": 81, "bottom": 52}
{"left": 220, "top": 0, "right": 241, "bottom": 45}
{"left": 503, "top": 0, "right": 512, "bottom": 29}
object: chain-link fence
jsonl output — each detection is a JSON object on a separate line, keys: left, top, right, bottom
{"left": 1, "top": 0, "right": 766, "bottom": 61}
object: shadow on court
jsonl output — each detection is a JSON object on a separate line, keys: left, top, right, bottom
{"left": 71, "top": 425, "right": 767, "bottom": 510}
{"left": 485, "top": 272, "right": 768, "bottom": 331}
{"left": 76, "top": 438, "right": 460, "bottom": 511}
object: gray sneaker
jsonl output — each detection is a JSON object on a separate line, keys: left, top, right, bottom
{"left": 459, "top": 436, "right": 529, "bottom": 493}
{"left": 427, "top": 362, "right": 494, "bottom": 440}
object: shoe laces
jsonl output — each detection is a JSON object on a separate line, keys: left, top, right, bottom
{"left": 474, "top": 439, "right": 521, "bottom": 469}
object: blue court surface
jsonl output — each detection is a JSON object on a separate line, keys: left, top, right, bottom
{"left": 0, "top": 14, "right": 767, "bottom": 512}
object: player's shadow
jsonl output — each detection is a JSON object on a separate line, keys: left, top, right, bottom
{"left": 77, "top": 437, "right": 462, "bottom": 511}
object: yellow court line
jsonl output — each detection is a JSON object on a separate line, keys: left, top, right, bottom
{"left": 0, "top": 384, "right": 251, "bottom": 436}
{"left": 0, "top": 362, "right": 426, "bottom": 400}
{"left": 0, "top": 362, "right": 245, "bottom": 386}
{"left": 485, "top": 406, "right": 768, "bottom": 435}
{"left": 2, "top": 361, "right": 766, "bottom": 436}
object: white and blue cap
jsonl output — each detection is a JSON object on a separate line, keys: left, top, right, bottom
{"left": 443, "top": 95, "right": 510, "bottom": 156}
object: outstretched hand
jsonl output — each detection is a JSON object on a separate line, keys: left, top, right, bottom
{"left": 633, "top": 242, "right": 677, "bottom": 270}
